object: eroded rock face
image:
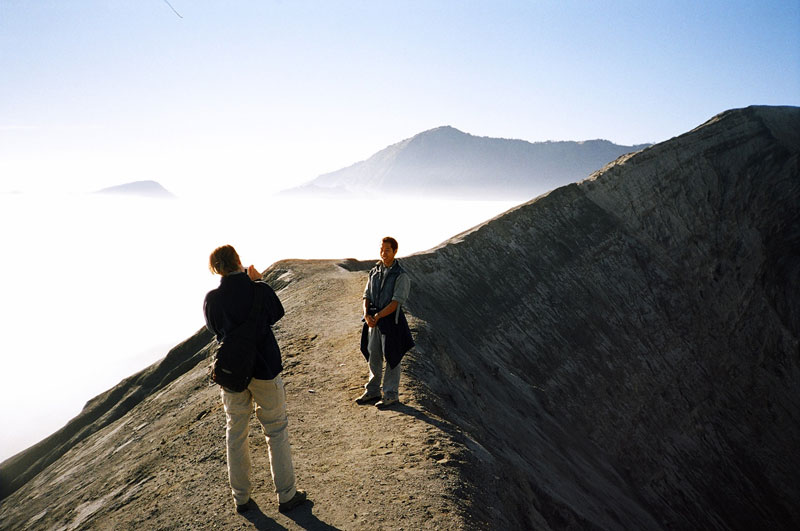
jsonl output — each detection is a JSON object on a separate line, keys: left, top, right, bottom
{"left": 1, "top": 106, "right": 796, "bottom": 530}
{"left": 402, "top": 106, "right": 799, "bottom": 529}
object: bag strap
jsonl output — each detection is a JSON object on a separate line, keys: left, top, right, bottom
{"left": 223, "top": 282, "right": 265, "bottom": 339}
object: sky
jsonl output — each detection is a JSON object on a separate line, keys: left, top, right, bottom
{"left": 1, "top": 0, "right": 799, "bottom": 198}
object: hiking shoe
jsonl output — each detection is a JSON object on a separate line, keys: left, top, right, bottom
{"left": 355, "top": 392, "right": 380, "bottom": 405}
{"left": 375, "top": 397, "right": 399, "bottom": 409}
{"left": 236, "top": 499, "right": 254, "bottom": 514}
{"left": 278, "top": 489, "right": 308, "bottom": 513}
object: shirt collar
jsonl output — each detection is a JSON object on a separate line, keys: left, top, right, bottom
{"left": 220, "top": 271, "right": 248, "bottom": 284}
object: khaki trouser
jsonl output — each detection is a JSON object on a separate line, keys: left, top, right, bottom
{"left": 220, "top": 375, "right": 297, "bottom": 504}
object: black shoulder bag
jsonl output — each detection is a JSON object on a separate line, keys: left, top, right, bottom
{"left": 212, "top": 285, "right": 265, "bottom": 392}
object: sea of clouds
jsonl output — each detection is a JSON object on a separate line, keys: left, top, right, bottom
{"left": 0, "top": 193, "right": 516, "bottom": 462}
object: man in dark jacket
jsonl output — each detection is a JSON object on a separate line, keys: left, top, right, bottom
{"left": 204, "top": 245, "right": 306, "bottom": 514}
{"left": 357, "top": 236, "right": 414, "bottom": 409}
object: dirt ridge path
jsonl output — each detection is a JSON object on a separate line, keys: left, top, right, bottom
{"left": 0, "top": 259, "right": 474, "bottom": 530}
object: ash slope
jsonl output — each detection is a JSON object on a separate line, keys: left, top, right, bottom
{"left": 1, "top": 105, "right": 797, "bottom": 530}
{"left": 400, "top": 105, "right": 800, "bottom": 529}
{"left": 282, "top": 126, "right": 648, "bottom": 200}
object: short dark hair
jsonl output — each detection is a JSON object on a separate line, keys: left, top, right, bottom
{"left": 382, "top": 236, "right": 398, "bottom": 252}
{"left": 209, "top": 245, "right": 241, "bottom": 276}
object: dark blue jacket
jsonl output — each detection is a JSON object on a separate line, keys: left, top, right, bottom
{"left": 204, "top": 272, "right": 285, "bottom": 380}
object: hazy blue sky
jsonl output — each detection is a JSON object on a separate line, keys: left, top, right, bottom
{"left": 2, "top": 0, "right": 798, "bottom": 196}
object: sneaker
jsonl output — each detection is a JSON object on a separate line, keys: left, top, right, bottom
{"left": 375, "top": 397, "right": 399, "bottom": 409}
{"left": 236, "top": 499, "right": 254, "bottom": 514}
{"left": 355, "top": 392, "right": 380, "bottom": 405}
{"left": 278, "top": 489, "right": 308, "bottom": 513}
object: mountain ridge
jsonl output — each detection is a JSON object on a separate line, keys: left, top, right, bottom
{"left": 1, "top": 105, "right": 798, "bottom": 529}
{"left": 281, "top": 126, "right": 649, "bottom": 200}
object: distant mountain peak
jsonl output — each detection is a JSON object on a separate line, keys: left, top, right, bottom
{"left": 95, "top": 180, "right": 175, "bottom": 199}
{"left": 418, "top": 125, "right": 467, "bottom": 136}
{"left": 281, "top": 126, "right": 649, "bottom": 200}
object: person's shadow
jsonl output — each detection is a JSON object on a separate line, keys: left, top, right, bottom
{"left": 389, "top": 401, "right": 456, "bottom": 435}
{"left": 282, "top": 500, "right": 341, "bottom": 530}
{"left": 241, "top": 499, "right": 340, "bottom": 530}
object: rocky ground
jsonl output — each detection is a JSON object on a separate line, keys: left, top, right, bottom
{"left": 0, "top": 260, "right": 483, "bottom": 530}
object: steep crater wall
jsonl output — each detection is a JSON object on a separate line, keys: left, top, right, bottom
{"left": 403, "top": 106, "right": 800, "bottom": 530}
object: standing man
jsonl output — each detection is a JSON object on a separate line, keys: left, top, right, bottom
{"left": 204, "top": 244, "right": 307, "bottom": 514}
{"left": 357, "top": 236, "right": 415, "bottom": 409}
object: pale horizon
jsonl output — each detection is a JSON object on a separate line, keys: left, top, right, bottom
{"left": 2, "top": 1, "right": 798, "bottom": 198}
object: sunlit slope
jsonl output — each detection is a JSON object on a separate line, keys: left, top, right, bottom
{"left": 401, "top": 106, "right": 800, "bottom": 529}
